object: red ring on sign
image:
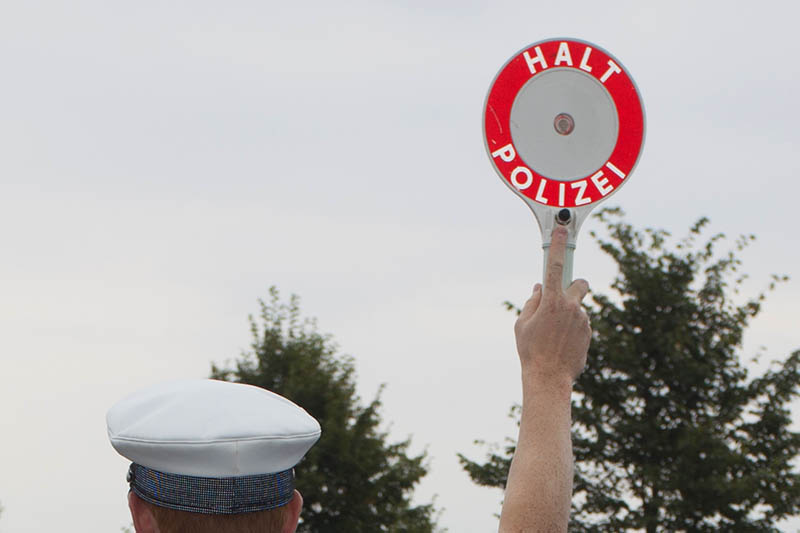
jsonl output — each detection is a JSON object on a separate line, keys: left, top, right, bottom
{"left": 484, "top": 39, "right": 645, "bottom": 208}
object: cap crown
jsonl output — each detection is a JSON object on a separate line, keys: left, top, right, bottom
{"left": 107, "top": 379, "right": 321, "bottom": 477}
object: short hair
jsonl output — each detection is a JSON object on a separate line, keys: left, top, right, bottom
{"left": 143, "top": 499, "right": 289, "bottom": 533}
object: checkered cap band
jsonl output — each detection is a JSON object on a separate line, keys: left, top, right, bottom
{"left": 128, "top": 463, "right": 295, "bottom": 514}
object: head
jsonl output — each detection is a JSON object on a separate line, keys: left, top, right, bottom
{"left": 128, "top": 489, "right": 303, "bottom": 533}
{"left": 107, "top": 380, "right": 321, "bottom": 533}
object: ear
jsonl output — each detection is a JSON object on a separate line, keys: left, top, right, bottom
{"left": 281, "top": 490, "right": 304, "bottom": 533}
{"left": 128, "top": 491, "right": 160, "bottom": 533}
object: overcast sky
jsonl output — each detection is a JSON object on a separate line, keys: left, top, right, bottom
{"left": 1, "top": 1, "right": 799, "bottom": 531}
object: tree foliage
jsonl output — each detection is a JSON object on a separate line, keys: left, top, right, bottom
{"left": 212, "top": 287, "right": 441, "bottom": 533}
{"left": 460, "top": 209, "right": 800, "bottom": 532}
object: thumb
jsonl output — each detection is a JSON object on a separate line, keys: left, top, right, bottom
{"left": 519, "top": 284, "right": 543, "bottom": 320}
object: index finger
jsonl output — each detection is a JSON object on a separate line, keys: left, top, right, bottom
{"left": 545, "top": 225, "right": 568, "bottom": 294}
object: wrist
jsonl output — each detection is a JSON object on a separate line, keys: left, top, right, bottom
{"left": 521, "top": 370, "right": 574, "bottom": 402}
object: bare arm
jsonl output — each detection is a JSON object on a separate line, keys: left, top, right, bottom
{"left": 498, "top": 225, "right": 592, "bottom": 533}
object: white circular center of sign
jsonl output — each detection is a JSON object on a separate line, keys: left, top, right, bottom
{"left": 509, "top": 68, "right": 618, "bottom": 182}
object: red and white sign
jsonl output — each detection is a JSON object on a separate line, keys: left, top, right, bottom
{"left": 484, "top": 39, "right": 644, "bottom": 208}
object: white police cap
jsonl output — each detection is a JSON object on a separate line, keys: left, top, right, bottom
{"left": 107, "top": 379, "right": 321, "bottom": 514}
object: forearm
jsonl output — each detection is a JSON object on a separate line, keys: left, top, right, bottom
{"left": 499, "top": 375, "right": 574, "bottom": 533}
{"left": 501, "top": 226, "right": 590, "bottom": 532}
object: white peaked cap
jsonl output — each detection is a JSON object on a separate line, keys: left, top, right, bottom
{"left": 107, "top": 379, "right": 321, "bottom": 477}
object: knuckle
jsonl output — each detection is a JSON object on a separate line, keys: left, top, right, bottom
{"left": 540, "top": 297, "right": 559, "bottom": 312}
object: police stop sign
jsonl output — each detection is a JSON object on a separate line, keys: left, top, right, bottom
{"left": 484, "top": 38, "right": 645, "bottom": 208}
{"left": 483, "top": 38, "right": 645, "bottom": 286}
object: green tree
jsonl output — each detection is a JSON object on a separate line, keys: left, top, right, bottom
{"left": 460, "top": 209, "right": 800, "bottom": 532}
{"left": 212, "top": 287, "right": 441, "bottom": 533}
